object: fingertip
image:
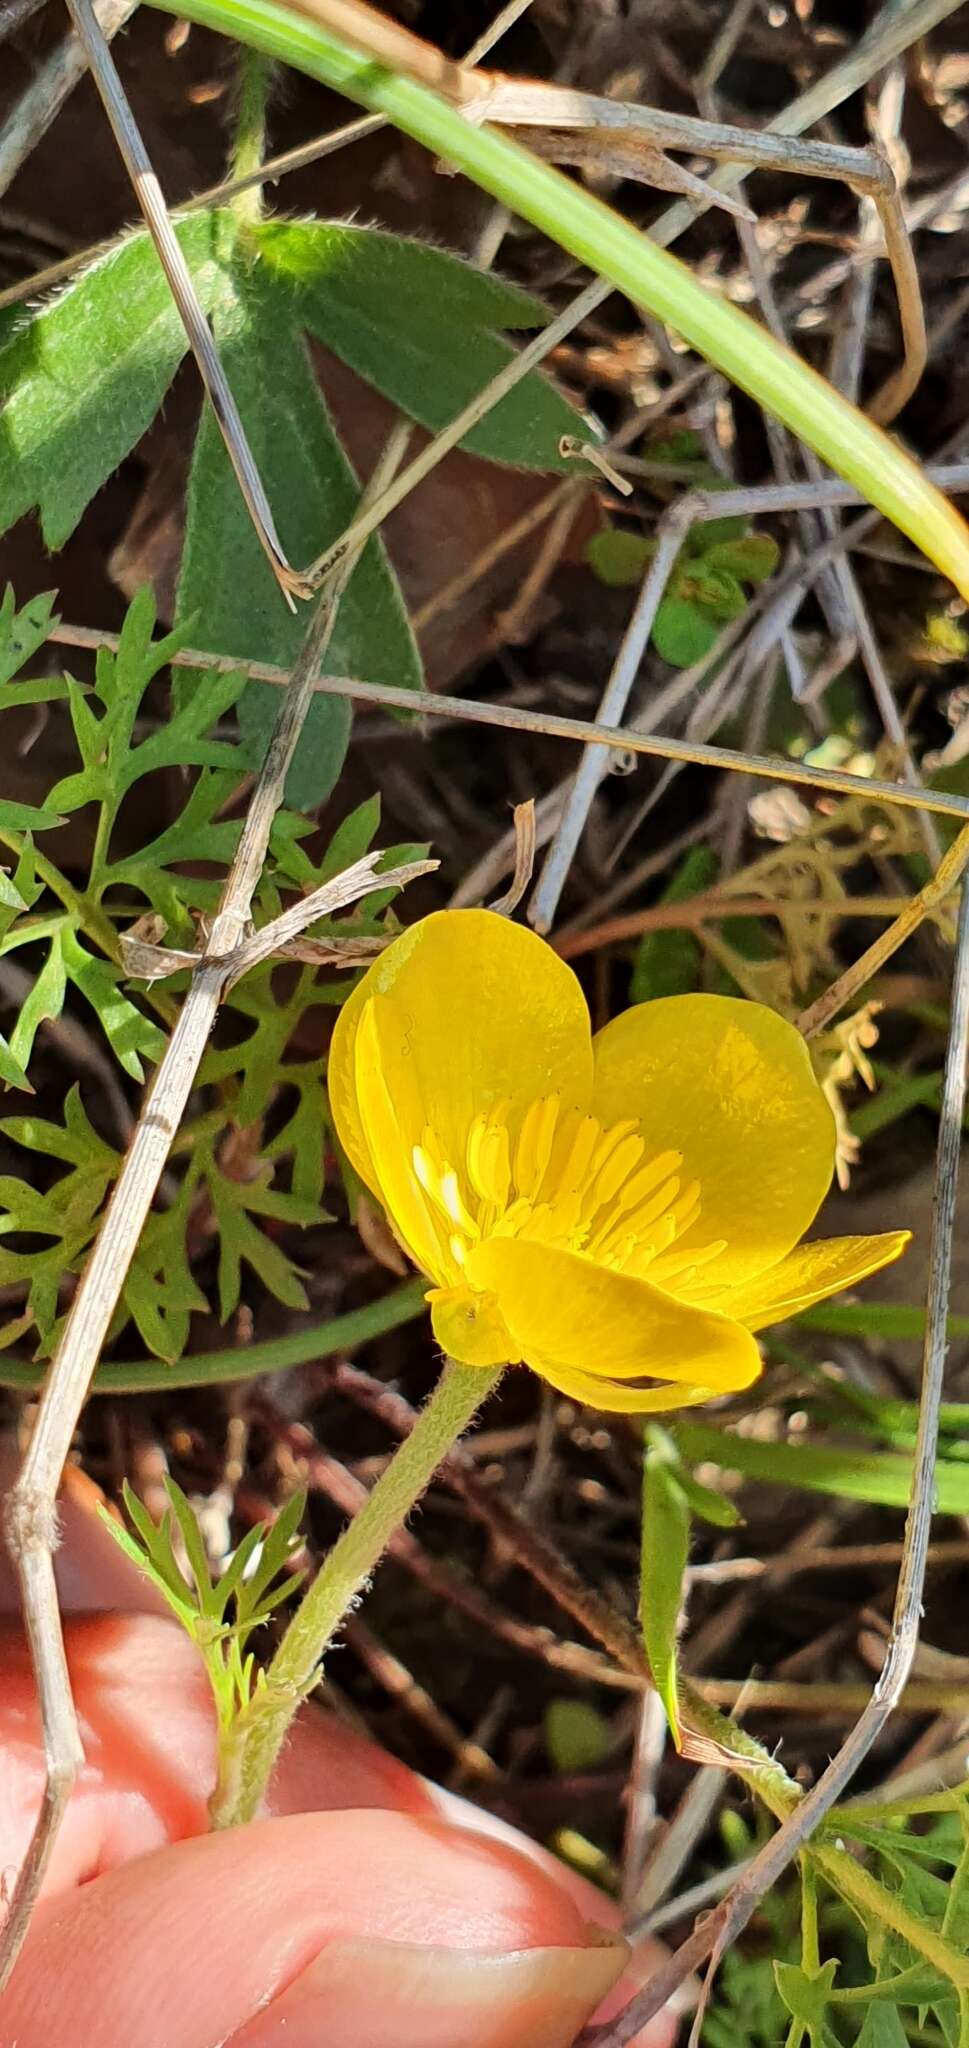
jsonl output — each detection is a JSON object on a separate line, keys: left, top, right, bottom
{"left": 3, "top": 1811, "right": 629, "bottom": 2048}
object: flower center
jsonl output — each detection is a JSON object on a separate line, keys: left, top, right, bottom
{"left": 408, "top": 1095, "right": 725, "bottom": 1292}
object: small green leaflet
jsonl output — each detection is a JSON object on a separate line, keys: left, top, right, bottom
{"left": 585, "top": 520, "right": 779, "bottom": 668}
{"left": 774, "top": 1961, "right": 843, "bottom": 2048}
{"left": 0, "top": 585, "right": 66, "bottom": 706}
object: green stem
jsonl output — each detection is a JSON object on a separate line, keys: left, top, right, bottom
{"left": 228, "top": 47, "right": 271, "bottom": 226}
{"left": 211, "top": 1356, "right": 502, "bottom": 1827}
{"left": 147, "top": 0, "right": 969, "bottom": 599}
{"left": 0, "top": 1277, "right": 426, "bottom": 1393}
{"left": 800, "top": 1860, "right": 820, "bottom": 1974}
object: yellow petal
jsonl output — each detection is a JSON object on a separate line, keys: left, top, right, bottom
{"left": 533, "top": 1358, "right": 752, "bottom": 1413}
{"left": 353, "top": 1002, "right": 452, "bottom": 1284}
{"left": 591, "top": 994, "right": 835, "bottom": 1288}
{"left": 429, "top": 1284, "right": 519, "bottom": 1367}
{"left": 713, "top": 1231, "right": 912, "bottom": 1332}
{"left": 464, "top": 1238, "right": 761, "bottom": 1390}
{"left": 328, "top": 910, "right": 593, "bottom": 1193}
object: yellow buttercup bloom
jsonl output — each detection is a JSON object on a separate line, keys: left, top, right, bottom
{"left": 329, "top": 910, "right": 909, "bottom": 1413}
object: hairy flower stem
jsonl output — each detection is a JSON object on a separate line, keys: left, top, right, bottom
{"left": 210, "top": 1357, "right": 503, "bottom": 1827}
{"left": 229, "top": 46, "right": 271, "bottom": 226}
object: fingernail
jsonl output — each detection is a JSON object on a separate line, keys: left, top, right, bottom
{"left": 232, "top": 1931, "right": 630, "bottom": 2048}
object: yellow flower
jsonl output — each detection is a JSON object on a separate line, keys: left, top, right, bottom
{"left": 329, "top": 911, "right": 909, "bottom": 1413}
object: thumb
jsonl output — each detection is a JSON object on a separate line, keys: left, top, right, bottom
{"left": 4, "top": 1807, "right": 627, "bottom": 2048}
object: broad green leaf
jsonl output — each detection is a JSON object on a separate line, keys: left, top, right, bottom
{"left": 544, "top": 1699, "right": 612, "bottom": 1773}
{"left": 258, "top": 218, "right": 589, "bottom": 470}
{"left": 631, "top": 845, "right": 718, "bottom": 1004}
{"left": 0, "top": 214, "right": 226, "bottom": 547}
{"left": 652, "top": 594, "right": 720, "bottom": 668}
{"left": 585, "top": 528, "right": 652, "bottom": 588}
{"left": 177, "top": 255, "right": 421, "bottom": 811}
{"left": 640, "top": 1430, "right": 690, "bottom": 1746}
{"left": 675, "top": 1419, "right": 969, "bottom": 1515}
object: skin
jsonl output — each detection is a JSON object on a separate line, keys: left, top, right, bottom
{"left": 0, "top": 1452, "right": 678, "bottom": 2048}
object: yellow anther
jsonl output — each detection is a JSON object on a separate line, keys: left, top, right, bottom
{"left": 620, "top": 1175, "right": 681, "bottom": 1240}
{"left": 592, "top": 1132, "right": 645, "bottom": 1209}
{"left": 557, "top": 1115, "right": 601, "bottom": 1193}
{"left": 467, "top": 1113, "right": 511, "bottom": 1209}
{"left": 615, "top": 1150, "right": 683, "bottom": 1213}
{"left": 514, "top": 1095, "right": 560, "bottom": 1200}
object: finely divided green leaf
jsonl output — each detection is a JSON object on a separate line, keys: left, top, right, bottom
{"left": 258, "top": 219, "right": 589, "bottom": 470}
{"left": 0, "top": 214, "right": 226, "bottom": 547}
{"left": 176, "top": 254, "right": 421, "bottom": 810}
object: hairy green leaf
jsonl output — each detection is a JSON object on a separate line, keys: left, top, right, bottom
{"left": 258, "top": 218, "right": 588, "bottom": 469}
{"left": 0, "top": 214, "right": 226, "bottom": 547}
{"left": 177, "top": 255, "right": 420, "bottom": 809}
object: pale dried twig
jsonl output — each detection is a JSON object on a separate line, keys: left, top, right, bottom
{"left": 118, "top": 855, "right": 438, "bottom": 986}
{"left": 0, "top": 0, "right": 136, "bottom": 202}
{"left": 40, "top": 618, "right": 969, "bottom": 827}
{"left": 61, "top": 0, "right": 311, "bottom": 604}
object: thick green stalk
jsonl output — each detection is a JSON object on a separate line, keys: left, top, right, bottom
{"left": 211, "top": 1357, "right": 502, "bottom": 1826}
{"left": 148, "top": 0, "right": 969, "bottom": 598}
